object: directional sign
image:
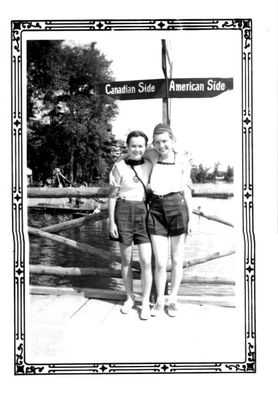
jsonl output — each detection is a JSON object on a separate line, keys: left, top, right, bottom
{"left": 98, "top": 79, "right": 165, "bottom": 100}
{"left": 97, "top": 78, "right": 233, "bottom": 100}
{"left": 168, "top": 78, "right": 233, "bottom": 98}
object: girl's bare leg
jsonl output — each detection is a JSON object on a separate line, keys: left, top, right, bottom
{"left": 119, "top": 243, "right": 134, "bottom": 312}
{"left": 150, "top": 235, "right": 169, "bottom": 315}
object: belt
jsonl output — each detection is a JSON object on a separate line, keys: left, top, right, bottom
{"left": 117, "top": 197, "right": 145, "bottom": 202}
{"left": 152, "top": 191, "right": 183, "bottom": 199}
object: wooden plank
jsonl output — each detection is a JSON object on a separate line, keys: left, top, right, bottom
{"left": 180, "top": 283, "right": 235, "bottom": 297}
{"left": 29, "top": 264, "right": 235, "bottom": 285}
{"left": 29, "top": 264, "right": 126, "bottom": 278}
{"left": 27, "top": 185, "right": 118, "bottom": 199}
{"left": 72, "top": 212, "right": 94, "bottom": 218}
{"left": 192, "top": 210, "right": 234, "bottom": 227}
{"left": 41, "top": 209, "right": 108, "bottom": 233}
{"left": 68, "top": 298, "right": 120, "bottom": 325}
{"left": 30, "top": 284, "right": 235, "bottom": 308}
{"left": 130, "top": 248, "right": 235, "bottom": 273}
{"left": 114, "top": 278, "right": 235, "bottom": 298}
{"left": 29, "top": 285, "right": 137, "bottom": 301}
{"left": 192, "top": 192, "right": 233, "bottom": 199}
{"left": 28, "top": 226, "right": 112, "bottom": 261}
{"left": 28, "top": 204, "right": 88, "bottom": 213}
{"left": 30, "top": 284, "right": 235, "bottom": 299}
{"left": 182, "top": 249, "right": 235, "bottom": 271}
{"left": 181, "top": 276, "right": 235, "bottom": 285}
{"left": 178, "top": 296, "right": 235, "bottom": 308}
{"left": 28, "top": 204, "right": 97, "bottom": 213}
{"left": 29, "top": 226, "right": 143, "bottom": 268}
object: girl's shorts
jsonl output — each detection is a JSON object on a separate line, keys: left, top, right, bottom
{"left": 114, "top": 198, "right": 150, "bottom": 246}
{"left": 147, "top": 192, "right": 189, "bottom": 237}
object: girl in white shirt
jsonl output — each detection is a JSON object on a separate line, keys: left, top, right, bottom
{"left": 109, "top": 131, "right": 153, "bottom": 320}
{"left": 146, "top": 123, "right": 192, "bottom": 317}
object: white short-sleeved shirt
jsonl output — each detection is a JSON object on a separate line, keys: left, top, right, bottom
{"left": 109, "top": 159, "right": 152, "bottom": 201}
{"left": 145, "top": 149, "right": 191, "bottom": 196}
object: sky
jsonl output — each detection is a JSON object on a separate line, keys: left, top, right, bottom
{"left": 59, "top": 30, "right": 240, "bottom": 168}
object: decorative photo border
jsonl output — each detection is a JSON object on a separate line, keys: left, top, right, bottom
{"left": 12, "top": 19, "right": 255, "bottom": 374}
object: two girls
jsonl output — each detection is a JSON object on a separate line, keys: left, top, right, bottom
{"left": 109, "top": 124, "right": 192, "bottom": 319}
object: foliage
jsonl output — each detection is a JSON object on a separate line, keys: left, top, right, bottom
{"left": 224, "top": 165, "right": 234, "bottom": 182}
{"left": 190, "top": 164, "right": 210, "bottom": 183}
{"left": 27, "top": 40, "right": 118, "bottom": 184}
{"left": 190, "top": 163, "right": 234, "bottom": 183}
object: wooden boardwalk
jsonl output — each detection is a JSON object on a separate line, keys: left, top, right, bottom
{"left": 27, "top": 293, "right": 244, "bottom": 364}
{"left": 26, "top": 255, "right": 244, "bottom": 365}
{"left": 26, "top": 187, "right": 242, "bottom": 365}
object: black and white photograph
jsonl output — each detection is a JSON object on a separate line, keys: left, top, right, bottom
{"left": 3, "top": 1, "right": 278, "bottom": 396}
{"left": 12, "top": 19, "right": 252, "bottom": 372}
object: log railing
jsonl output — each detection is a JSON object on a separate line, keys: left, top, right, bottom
{"left": 28, "top": 186, "right": 235, "bottom": 299}
{"left": 27, "top": 185, "right": 118, "bottom": 198}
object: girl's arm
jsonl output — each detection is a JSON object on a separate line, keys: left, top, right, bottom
{"left": 143, "top": 148, "right": 159, "bottom": 163}
{"left": 108, "top": 165, "right": 121, "bottom": 238}
{"left": 181, "top": 157, "right": 193, "bottom": 229}
{"left": 115, "top": 147, "right": 159, "bottom": 163}
{"left": 183, "top": 183, "right": 192, "bottom": 216}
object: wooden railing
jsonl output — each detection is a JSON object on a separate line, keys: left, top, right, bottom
{"left": 27, "top": 187, "right": 235, "bottom": 301}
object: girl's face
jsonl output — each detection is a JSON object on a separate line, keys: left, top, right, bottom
{"left": 153, "top": 131, "right": 173, "bottom": 156}
{"left": 127, "top": 136, "right": 147, "bottom": 160}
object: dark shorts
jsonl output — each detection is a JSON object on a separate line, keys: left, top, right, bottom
{"left": 147, "top": 192, "right": 189, "bottom": 237}
{"left": 114, "top": 199, "right": 150, "bottom": 246}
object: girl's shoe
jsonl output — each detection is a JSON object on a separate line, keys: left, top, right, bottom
{"left": 140, "top": 304, "right": 151, "bottom": 320}
{"left": 167, "top": 302, "right": 179, "bottom": 317}
{"left": 121, "top": 299, "right": 135, "bottom": 314}
{"left": 151, "top": 302, "right": 164, "bottom": 317}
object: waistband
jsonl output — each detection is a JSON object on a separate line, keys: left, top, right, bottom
{"left": 117, "top": 197, "right": 145, "bottom": 203}
{"left": 151, "top": 191, "right": 183, "bottom": 199}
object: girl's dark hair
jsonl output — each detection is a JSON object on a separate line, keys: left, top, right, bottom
{"left": 126, "top": 130, "right": 149, "bottom": 146}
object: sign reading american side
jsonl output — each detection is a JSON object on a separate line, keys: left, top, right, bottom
{"left": 97, "top": 78, "right": 233, "bottom": 100}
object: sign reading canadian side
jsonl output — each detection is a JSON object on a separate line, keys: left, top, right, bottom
{"left": 97, "top": 78, "right": 233, "bottom": 100}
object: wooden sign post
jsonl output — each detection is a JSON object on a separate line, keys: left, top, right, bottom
{"left": 161, "top": 39, "right": 172, "bottom": 125}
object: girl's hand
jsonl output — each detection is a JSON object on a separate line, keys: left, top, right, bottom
{"left": 109, "top": 222, "right": 119, "bottom": 239}
{"left": 187, "top": 220, "right": 192, "bottom": 236}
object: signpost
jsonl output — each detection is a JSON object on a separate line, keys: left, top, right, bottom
{"left": 161, "top": 39, "right": 172, "bottom": 125}
{"left": 96, "top": 40, "right": 234, "bottom": 126}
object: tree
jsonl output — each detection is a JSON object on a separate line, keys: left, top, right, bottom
{"left": 224, "top": 165, "right": 234, "bottom": 182}
{"left": 27, "top": 41, "right": 118, "bottom": 184}
{"left": 193, "top": 164, "right": 210, "bottom": 183}
{"left": 213, "top": 161, "right": 220, "bottom": 177}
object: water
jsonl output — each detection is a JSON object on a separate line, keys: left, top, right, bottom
{"left": 28, "top": 197, "right": 236, "bottom": 289}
